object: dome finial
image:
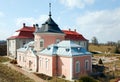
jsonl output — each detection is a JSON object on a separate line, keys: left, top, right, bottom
{"left": 49, "top": 3, "right": 52, "bottom": 17}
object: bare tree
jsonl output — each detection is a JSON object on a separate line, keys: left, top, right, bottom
{"left": 91, "top": 37, "right": 98, "bottom": 45}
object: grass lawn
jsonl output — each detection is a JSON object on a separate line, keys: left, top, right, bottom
{"left": 0, "top": 56, "right": 35, "bottom": 82}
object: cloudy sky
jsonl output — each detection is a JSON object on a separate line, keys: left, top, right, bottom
{"left": 0, "top": 0, "right": 120, "bottom": 43}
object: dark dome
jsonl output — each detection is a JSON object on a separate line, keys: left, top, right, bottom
{"left": 35, "top": 16, "right": 64, "bottom": 34}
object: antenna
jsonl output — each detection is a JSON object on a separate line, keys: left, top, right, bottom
{"left": 49, "top": 3, "right": 51, "bottom": 17}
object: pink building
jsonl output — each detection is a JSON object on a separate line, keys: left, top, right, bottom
{"left": 17, "top": 40, "right": 92, "bottom": 80}
{"left": 16, "top": 7, "right": 92, "bottom": 80}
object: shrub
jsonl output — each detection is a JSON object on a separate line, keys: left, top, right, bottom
{"left": 10, "top": 59, "right": 17, "bottom": 64}
{"left": 61, "top": 75, "right": 66, "bottom": 78}
{"left": 79, "top": 76, "right": 97, "bottom": 82}
{"left": 34, "top": 73, "right": 52, "bottom": 80}
{"left": 98, "top": 58, "right": 103, "bottom": 64}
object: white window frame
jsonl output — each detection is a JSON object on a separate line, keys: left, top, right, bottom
{"left": 85, "top": 60, "right": 89, "bottom": 70}
{"left": 76, "top": 61, "right": 80, "bottom": 73}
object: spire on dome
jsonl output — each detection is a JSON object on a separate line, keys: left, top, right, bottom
{"left": 49, "top": 3, "right": 52, "bottom": 17}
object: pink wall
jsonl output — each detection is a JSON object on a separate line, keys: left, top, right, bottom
{"left": 17, "top": 51, "right": 37, "bottom": 72}
{"left": 17, "top": 52, "right": 26, "bottom": 67}
{"left": 34, "top": 33, "right": 65, "bottom": 51}
{"left": 17, "top": 50, "right": 92, "bottom": 80}
{"left": 72, "top": 55, "right": 92, "bottom": 78}
{"left": 38, "top": 54, "right": 53, "bottom": 76}
{"left": 25, "top": 55, "right": 37, "bottom": 72}
{"left": 57, "top": 56, "right": 71, "bottom": 79}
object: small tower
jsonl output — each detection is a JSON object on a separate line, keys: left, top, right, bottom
{"left": 34, "top": 3, "right": 65, "bottom": 51}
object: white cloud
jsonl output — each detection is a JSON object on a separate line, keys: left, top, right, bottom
{"left": 59, "top": 0, "right": 95, "bottom": 9}
{"left": 76, "top": 8, "right": 120, "bottom": 43}
{"left": 16, "top": 15, "right": 48, "bottom": 27}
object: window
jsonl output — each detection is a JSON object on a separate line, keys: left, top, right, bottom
{"left": 23, "top": 57, "right": 24, "bottom": 62}
{"left": 40, "top": 58, "right": 42, "bottom": 68}
{"left": 84, "top": 42, "right": 86, "bottom": 46}
{"left": 40, "top": 39, "right": 44, "bottom": 48}
{"left": 45, "top": 59, "right": 49, "bottom": 70}
{"left": 76, "top": 61, "right": 80, "bottom": 73}
{"left": 9, "top": 41, "right": 11, "bottom": 47}
{"left": 56, "top": 39, "right": 60, "bottom": 43}
{"left": 85, "top": 60, "right": 89, "bottom": 70}
{"left": 66, "top": 48, "right": 70, "bottom": 52}
{"left": 23, "top": 41, "right": 26, "bottom": 45}
{"left": 19, "top": 55, "right": 21, "bottom": 61}
{"left": 29, "top": 61, "right": 32, "bottom": 68}
{"left": 47, "top": 47, "right": 51, "bottom": 50}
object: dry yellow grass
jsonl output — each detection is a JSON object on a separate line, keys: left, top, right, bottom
{"left": 89, "top": 44, "right": 116, "bottom": 53}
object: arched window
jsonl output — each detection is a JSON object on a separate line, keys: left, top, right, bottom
{"left": 85, "top": 60, "right": 89, "bottom": 70}
{"left": 56, "top": 39, "right": 60, "bottom": 43}
{"left": 40, "top": 39, "right": 44, "bottom": 48}
{"left": 76, "top": 61, "right": 80, "bottom": 73}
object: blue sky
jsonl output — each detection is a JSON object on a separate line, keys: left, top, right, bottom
{"left": 0, "top": 0, "right": 120, "bottom": 43}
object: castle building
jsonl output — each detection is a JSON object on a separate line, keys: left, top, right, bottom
{"left": 7, "top": 3, "right": 91, "bottom": 80}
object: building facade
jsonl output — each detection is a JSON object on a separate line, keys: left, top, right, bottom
{"left": 16, "top": 13, "right": 92, "bottom": 80}
{"left": 7, "top": 23, "right": 35, "bottom": 58}
{"left": 17, "top": 40, "right": 92, "bottom": 80}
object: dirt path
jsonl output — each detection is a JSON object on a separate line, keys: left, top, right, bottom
{"left": 4, "top": 62, "right": 47, "bottom": 82}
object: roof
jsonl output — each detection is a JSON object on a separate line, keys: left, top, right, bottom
{"left": 16, "top": 26, "right": 35, "bottom": 32}
{"left": 62, "top": 30, "right": 88, "bottom": 41}
{"left": 17, "top": 41, "right": 34, "bottom": 52}
{"left": 35, "top": 16, "right": 64, "bottom": 34}
{"left": 8, "top": 24, "right": 35, "bottom": 39}
{"left": 17, "top": 41, "right": 37, "bottom": 55}
{"left": 39, "top": 40, "right": 91, "bottom": 56}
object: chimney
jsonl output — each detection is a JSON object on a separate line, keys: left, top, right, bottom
{"left": 74, "top": 29, "right": 76, "bottom": 32}
{"left": 23, "top": 23, "right": 26, "bottom": 27}
{"left": 35, "top": 24, "right": 39, "bottom": 33}
{"left": 36, "top": 24, "right": 39, "bottom": 27}
{"left": 33, "top": 24, "right": 35, "bottom": 28}
{"left": 69, "top": 28, "right": 71, "bottom": 31}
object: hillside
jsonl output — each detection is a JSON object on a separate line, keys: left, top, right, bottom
{"left": 89, "top": 44, "right": 116, "bottom": 53}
